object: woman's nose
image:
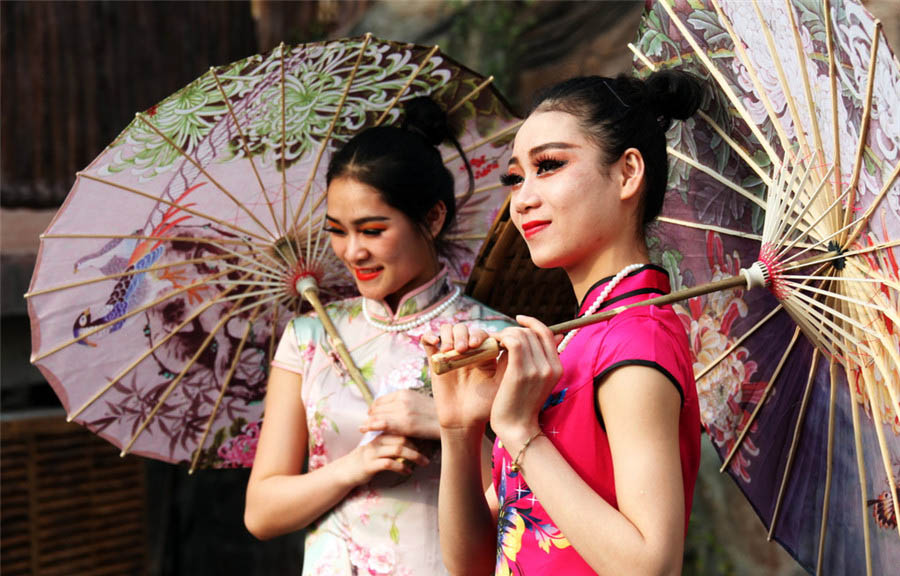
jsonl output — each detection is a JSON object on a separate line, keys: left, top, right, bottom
{"left": 511, "top": 179, "right": 540, "bottom": 214}
{"left": 344, "top": 234, "right": 369, "bottom": 262}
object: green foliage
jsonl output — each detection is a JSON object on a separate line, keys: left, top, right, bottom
{"left": 442, "top": 1, "right": 537, "bottom": 98}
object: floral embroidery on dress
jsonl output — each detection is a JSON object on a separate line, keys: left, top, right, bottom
{"left": 495, "top": 461, "right": 570, "bottom": 575}
{"left": 307, "top": 395, "right": 338, "bottom": 470}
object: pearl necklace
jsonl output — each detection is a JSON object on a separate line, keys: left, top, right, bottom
{"left": 362, "top": 286, "right": 462, "bottom": 332}
{"left": 557, "top": 263, "right": 645, "bottom": 353}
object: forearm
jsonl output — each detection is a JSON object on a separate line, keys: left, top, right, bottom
{"left": 245, "top": 454, "right": 358, "bottom": 540}
{"left": 438, "top": 426, "right": 497, "bottom": 575}
{"left": 508, "top": 434, "right": 682, "bottom": 576}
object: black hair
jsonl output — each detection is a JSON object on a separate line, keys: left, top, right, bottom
{"left": 326, "top": 97, "right": 472, "bottom": 260}
{"left": 531, "top": 70, "right": 704, "bottom": 233}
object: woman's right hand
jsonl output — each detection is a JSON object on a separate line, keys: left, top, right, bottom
{"left": 423, "top": 324, "right": 502, "bottom": 431}
{"left": 340, "top": 434, "right": 430, "bottom": 487}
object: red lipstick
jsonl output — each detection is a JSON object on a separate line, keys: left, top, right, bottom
{"left": 521, "top": 220, "right": 551, "bottom": 239}
{"left": 354, "top": 267, "right": 383, "bottom": 281}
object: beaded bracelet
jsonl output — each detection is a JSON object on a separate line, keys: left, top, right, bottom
{"left": 509, "top": 430, "right": 544, "bottom": 473}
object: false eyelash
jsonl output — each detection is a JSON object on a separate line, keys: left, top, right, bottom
{"left": 322, "top": 226, "right": 346, "bottom": 235}
{"left": 500, "top": 173, "right": 523, "bottom": 186}
{"left": 534, "top": 157, "right": 565, "bottom": 173}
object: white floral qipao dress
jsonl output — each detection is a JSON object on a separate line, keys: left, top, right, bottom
{"left": 272, "top": 268, "right": 512, "bottom": 576}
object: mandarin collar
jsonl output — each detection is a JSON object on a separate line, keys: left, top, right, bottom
{"left": 577, "top": 264, "right": 671, "bottom": 316}
{"left": 364, "top": 266, "right": 456, "bottom": 323}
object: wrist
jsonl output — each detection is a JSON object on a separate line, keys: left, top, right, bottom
{"left": 495, "top": 422, "right": 541, "bottom": 457}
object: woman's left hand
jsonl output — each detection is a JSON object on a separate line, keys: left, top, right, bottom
{"left": 360, "top": 389, "right": 440, "bottom": 440}
{"left": 490, "top": 315, "right": 563, "bottom": 449}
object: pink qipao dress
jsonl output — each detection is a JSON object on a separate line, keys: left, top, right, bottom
{"left": 492, "top": 265, "right": 701, "bottom": 575}
{"left": 273, "top": 269, "right": 512, "bottom": 576}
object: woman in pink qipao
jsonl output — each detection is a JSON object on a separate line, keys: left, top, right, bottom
{"left": 244, "top": 98, "right": 511, "bottom": 576}
{"left": 427, "top": 72, "right": 705, "bottom": 576}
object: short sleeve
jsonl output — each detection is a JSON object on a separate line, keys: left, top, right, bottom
{"left": 271, "top": 317, "right": 323, "bottom": 375}
{"left": 592, "top": 309, "right": 691, "bottom": 405}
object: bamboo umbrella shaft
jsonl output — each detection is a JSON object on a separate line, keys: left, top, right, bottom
{"left": 300, "top": 284, "right": 374, "bottom": 405}
{"left": 432, "top": 272, "right": 750, "bottom": 374}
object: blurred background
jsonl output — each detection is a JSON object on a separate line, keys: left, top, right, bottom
{"left": 2, "top": 1, "right": 899, "bottom": 574}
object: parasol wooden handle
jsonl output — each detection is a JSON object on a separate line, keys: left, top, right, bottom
{"left": 430, "top": 271, "right": 756, "bottom": 375}
{"left": 299, "top": 280, "right": 375, "bottom": 406}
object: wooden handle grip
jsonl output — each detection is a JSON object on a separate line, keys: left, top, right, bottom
{"left": 430, "top": 338, "right": 501, "bottom": 375}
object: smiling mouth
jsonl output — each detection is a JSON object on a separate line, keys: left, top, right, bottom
{"left": 354, "top": 267, "right": 383, "bottom": 281}
{"left": 521, "top": 220, "right": 551, "bottom": 239}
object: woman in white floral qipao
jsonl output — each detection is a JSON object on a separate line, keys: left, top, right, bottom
{"left": 245, "top": 98, "right": 512, "bottom": 576}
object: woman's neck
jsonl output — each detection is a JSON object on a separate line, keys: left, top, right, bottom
{"left": 383, "top": 259, "right": 442, "bottom": 311}
{"left": 565, "top": 240, "right": 649, "bottom": 304}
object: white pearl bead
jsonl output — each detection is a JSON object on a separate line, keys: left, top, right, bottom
{"left": 362, "top": 286, "right": 462, "bottom": 332}
{"left": 557, "top": 263, "right": 644, "bottom": 353}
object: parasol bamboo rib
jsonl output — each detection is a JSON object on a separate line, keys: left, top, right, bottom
{"left": 292, "top": 34, "right": 373, "bottom": 230}
{"left": 695, "top": 305, "right": 784, "bottom": 382}
{"left": 668, "top": 147, "right": 767, "bottom": 209}
{"left": 843, "top": 335, "right": 874, "bottom": 576}
{"left": 446, "top": 233, "right": 488, "bottom": 241}
{"left": 844, "top": 277, "right": 900, "bottom": 420}
{"left": 65, "top": 274, "right": 249, "bottom": 422}
{"left": 189, "top": 304, "right": 264, "bottom": 474}
{"left": 212, "top": 239, "right": 290, "bottom": 277}
{"left": 465, "top": 181, "right": 505, "bottom": 199}
{"left": 24, "top": 254, "right": 233, "bottom": 299}
{"left": 710, "top": 0, "right": 792, "bottom": 155}
{"left": 720, "top": 328, "right": 802, "bottom": 473}
{"left": 447, "top": 75, "right": 495, "bottom": 115}
{"left": 768, "top": 348, "right": 821, "bottom": 540}
{"left": 856, "top": 362, "right": 900, "bottom": 541}
{"left": 40, "top": 233, "right": 263, "bottom": 247}
{"left": 218, "top": 287, "right": 286, "bottom": 302}
{"left": 628, "top": 41, "right": 773, "bottom": 187}
{"left": 786, "top": 289, "right": 873, "bottom": 357}
{"left": 218, "top": 261, "right": 284, "bottom": 284}
{"left": 442, "top": 120, "right": 523, "bottom": 165}
{"left": 824, "top": 0, "right": 844, "bottom": 239}
{"left": 781, "top": 274, "right": 900, "bottom": 290}
{"left": 766, "top": 156, "right": 817, "bottom": 254}
{"left": 660, "top": 0, "right": 781, "bottom": 168}
{"left": 845, "top": 161, "right": 900, "bottom": 249}
{"left": 841, "top": 20, "right": 883, "bottom": 244}
{"left": 280, "top": 43, "right": 288, "bottom": 233}
{"left": 657, "top": 217, "right": 765, "bottom": 243}
{"left": 210, "top": 66, "right": 284, "bottom": 240}
{"left": 134, "top": 114, "right": 276, "bottom": 240}
{"left": 784, "top": 0, "right": 833, "bottom": 233}
{"left": 31, "top": 268, "right": 230, "bottom": 363}
{"left": 696, "top": 110, "right": 773, "bottom": 187}
{"left": 816, "top": 357, "right": 839, "bottom": 574}
{"left": 785, "top": 281, "right": 899, "bottom": 329}
{"left": 778, "top": 214, "right": 868, "bottom": 269}
{"left": 77, "top": 172, "right": 269, "bottom": 243}
{"left": 749, "top": 0, "right": 812, "bottom": 161}
{"left": 242, "top": 293, "right": 290, "bottom": 319}
{"left": 770, "top": 163, "right": 838, "bottom": 259}
{"left": 779, "top": 238, "right": 900, "bottom": 273}
{"left": 120, "top": 292, "right": 253, "bottom": 457}
{"left": 374, "top": 44, "right": 440, "bottom": 126}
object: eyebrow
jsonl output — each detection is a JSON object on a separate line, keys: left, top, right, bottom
{"left": 325, "top": 215, "right": 390, "bottom": 226}
{"left": 507, "top": 142, "right": 578, "bottom": 167}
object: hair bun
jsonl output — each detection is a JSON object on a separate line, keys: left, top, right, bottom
{"left": 646, "top": 70, "right": 703, "bottom": 127}
{"left": 402, "top": 97, "right": 449, "bottom": 146}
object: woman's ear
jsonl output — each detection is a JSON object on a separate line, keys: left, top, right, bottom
{"left": 616, "top": 148, "right": 645, "bottom": 202}
{"left": 426, "top": 201, "right": 448, "bottom": 237}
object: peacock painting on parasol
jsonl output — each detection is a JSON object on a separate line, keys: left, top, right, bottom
{"left": 28, "top": 35, "right": 519, "bottom": 472}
